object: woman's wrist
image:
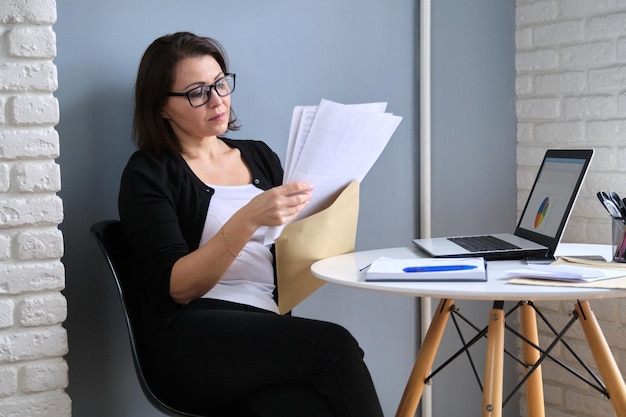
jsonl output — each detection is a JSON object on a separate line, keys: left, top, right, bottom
{"left": 219, "top": 227, "right": 241, "bottom": 258}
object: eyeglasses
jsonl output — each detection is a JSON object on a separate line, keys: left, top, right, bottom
{"left": 168, "top": 73, "right": 236, "bottom": 107}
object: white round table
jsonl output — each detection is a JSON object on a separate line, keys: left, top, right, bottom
{"left": 311, "top": 243, "right": 626, "bottom": 301}
{"left": 311, "top": 243, "right": 626, "bottom": 417}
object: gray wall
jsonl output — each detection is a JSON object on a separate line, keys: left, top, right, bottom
{"left": 56, "top": 0, "right": 516, "bottom": 416}
{"left": 429, "top": 0, "right": 518, "bottom": 416}
{"left": 431, "top": 0, "right": 517, "bottom": 235}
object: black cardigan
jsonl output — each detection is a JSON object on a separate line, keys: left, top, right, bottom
{"left": 118, "top": 138, "right": 283, "bottom": 334}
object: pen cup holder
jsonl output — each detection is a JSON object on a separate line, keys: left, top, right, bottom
{"left": 612, "top": 217, "right": 626, "bottom": 262}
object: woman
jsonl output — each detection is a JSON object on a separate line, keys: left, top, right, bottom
{"left": 118, "top": 32, "right": 384, "bottom": 417}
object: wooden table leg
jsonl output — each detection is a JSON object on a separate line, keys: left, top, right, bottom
{"left": 482, "top": 302, "right": 505, "bottom": 417}
{"left": 575, "top": 300, "right": 626, "bottom": 417}
{"left": 520, "top": 302, "right": 545, "bottom": 417}
{"left": 395, "top": 298, "right": 454, "bottom": 417}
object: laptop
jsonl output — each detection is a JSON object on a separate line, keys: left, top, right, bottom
{"left": 412, "top": 149, "right": 594, "bottom": 261}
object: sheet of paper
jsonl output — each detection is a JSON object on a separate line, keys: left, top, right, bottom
{"left": 284, "top": 105, "right": 317, "bottom": 182}
{"left": 265, "top": 99, "right": 402, "bottom": 244}
{"left": 284, "top": 102, "right": 388, "bottom": 182}
{"left": 555, "top": 256, "right": 626, "bottom": 269}
{"left": 506, "top": 264, "right": 626, "bottom": 283}
{"left": 508, "top": 276, "right": 626, "bottom": 289}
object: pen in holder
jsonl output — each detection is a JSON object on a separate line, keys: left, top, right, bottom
{"left": 612, "top": 217, "right": 626, "bottom": 262}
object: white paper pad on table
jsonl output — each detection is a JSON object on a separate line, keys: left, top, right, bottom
{"left": 365, "top": 257, "right": 487, "bottom": 282}
{"left": 265, "top": 99, "right": 402, "bottom": 244}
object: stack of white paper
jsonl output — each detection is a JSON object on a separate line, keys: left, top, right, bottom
{"left": 506, "top": 264, "right": 626, "bottom": 283}
{"left": 365, "top": 257, "right": 487, "bottom": 282}
{"left": 265, "top": 99, "right": 402, "bottom": 244}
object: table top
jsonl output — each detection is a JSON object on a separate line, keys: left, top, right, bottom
{"left": 310, "top": 243, "right": 626, "bottom": 301}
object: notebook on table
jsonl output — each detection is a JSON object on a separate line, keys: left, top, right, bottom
{"left": 412, "top": 149, "right": 594, "bottom": 261}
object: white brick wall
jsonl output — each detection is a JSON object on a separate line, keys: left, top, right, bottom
{"left": 0, "top": 1, "right": 70, "bottom": 416}
{"left": 516, "top": 0, "right": 626, "bottom": 416}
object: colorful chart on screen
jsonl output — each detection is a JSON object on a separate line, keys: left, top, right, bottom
{"left": 534, "top": 197, "right": 549, "bottom": 228}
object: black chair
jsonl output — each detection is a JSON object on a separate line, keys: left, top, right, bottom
{"left": 90, "top": 220, "right": 206, "bottom": 417}
{"left": 91, "top": 220, "right": 329, "bottom": 417}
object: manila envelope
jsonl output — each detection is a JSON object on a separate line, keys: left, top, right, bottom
{"left": 275, "top": 181, "right": 359, "bottom": 314}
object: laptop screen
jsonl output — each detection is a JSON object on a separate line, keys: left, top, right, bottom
{"left": 515, "top": 149, "right": 593, "bottom": 253}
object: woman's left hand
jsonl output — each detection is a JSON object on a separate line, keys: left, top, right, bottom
{"left": 243, "top": 181, "right": 313, "bottom": 227}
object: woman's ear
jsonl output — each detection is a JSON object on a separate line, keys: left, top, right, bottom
{"left": 161, "top": 110, "right": 170, "bottom": 119}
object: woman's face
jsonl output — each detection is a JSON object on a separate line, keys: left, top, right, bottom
{"left": 162, "top": 55, "right": 231, "bottom": 144}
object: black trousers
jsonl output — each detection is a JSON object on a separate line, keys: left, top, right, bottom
{"left": 142, "top": 299, "right": 384, "bottom": 417}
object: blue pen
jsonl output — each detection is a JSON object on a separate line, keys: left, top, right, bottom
{"left": 402, "top": 265, "right": 478, "bottom": 273}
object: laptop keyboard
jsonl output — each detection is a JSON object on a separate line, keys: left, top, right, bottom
{"left": 448, "top": 235, "right": 521, "bottom": 253}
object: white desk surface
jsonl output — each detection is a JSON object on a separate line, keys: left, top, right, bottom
{"left": 311, "top": 243, "right": 626, "bottom": 301}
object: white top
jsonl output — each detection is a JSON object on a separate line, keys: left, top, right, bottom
{"left": 311, "top": 243, "right": 626, "bottom": 301}
{"left": 200, "top": 184, "right": 278, "bottom": 313}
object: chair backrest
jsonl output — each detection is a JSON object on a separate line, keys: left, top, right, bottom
{"left": 90, "top": 220, "right": 205, "bottom": 417}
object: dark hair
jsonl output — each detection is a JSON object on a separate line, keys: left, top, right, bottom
{"left": 133, "top": 32, "right": 240, "bottom": 153}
